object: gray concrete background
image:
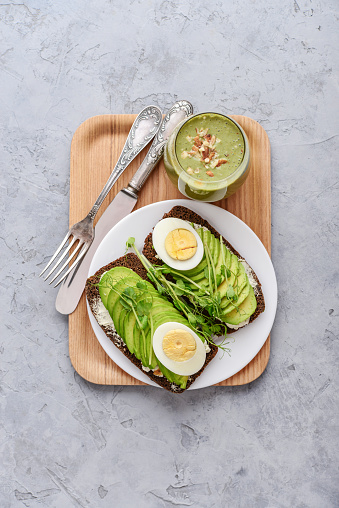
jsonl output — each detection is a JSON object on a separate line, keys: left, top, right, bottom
{"left": 1, "top": 1, "right": 338, "bottom": 507}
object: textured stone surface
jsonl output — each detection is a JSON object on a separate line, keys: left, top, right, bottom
{"left": 1, "top": 1, "right": 338, "bottom": 507}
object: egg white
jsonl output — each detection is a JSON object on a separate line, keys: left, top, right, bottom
{"left": 153, "top": 322, "right": 207, "bottom": 376}
{"left": 152, "top": 218, "right": 204, "bottom": 271}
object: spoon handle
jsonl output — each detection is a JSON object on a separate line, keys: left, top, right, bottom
{"left": 88, "top": 105, "right": 162, "bottom": 220}
{"left": 126, "top": 100, "right": 194, "bottom": 195}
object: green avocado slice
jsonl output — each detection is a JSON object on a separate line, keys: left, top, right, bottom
{"left": 221, "top": 281, "right": 250, "bottom": 315}
{"left": 223, "top": 285, "right": 257, "bottom": 325}
{"left": 217, "top": 253, "right": 239, "bottom": 299}
{"left": 220, "top": 261, "right": 249, "bottom": 309}
{"left": 99, "top": 266, "right": 135, "bottom": 308}
{"left": 211, "top": 231, "right": 220, "bottom": 267}
{"left": 127, "top": 293, "right": 180, "bottom": 360}
{"left": 106, "top": 275, "right": 140, "bottom": 320}
{"left": 156, "top": 360, "right": 188, "bottom": 390}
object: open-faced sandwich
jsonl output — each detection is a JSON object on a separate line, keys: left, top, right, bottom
{"left": 86, "top": 206, "right": 265, "bottom": 393}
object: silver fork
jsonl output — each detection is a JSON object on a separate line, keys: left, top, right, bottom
{"left": 39, "top": 105, "right": 162, "bottom": 287}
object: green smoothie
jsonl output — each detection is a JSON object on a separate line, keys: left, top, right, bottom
{"left": 175, "top": 113, "right": 245, "bottom": 182}
{"left": 164, "top": 112, "right": 250, "bottom": 202}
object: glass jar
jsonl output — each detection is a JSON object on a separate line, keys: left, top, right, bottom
{"left": 164, "top": 112, "right": 250, "bottom": 202}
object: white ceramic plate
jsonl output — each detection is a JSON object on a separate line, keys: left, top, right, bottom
{"left": 87, "top": 199, "right": 277, "bottom": 389}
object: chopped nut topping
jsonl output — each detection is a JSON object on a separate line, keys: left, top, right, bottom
{"left": 215, "top": 159, "right": 228, "bottom": 167}
{"left": 201, "top": 147, "right": 210, "bottom": 159}
{"left": 180, "top": 127, "right": 227, "bottom": 176}
{"left": 194, "top": 135, "right": 202, "bottom": 147}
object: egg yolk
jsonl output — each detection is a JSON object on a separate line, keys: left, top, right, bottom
{"left": 162, "top": 329, "right": 196, "bottom": 362}
{"left": 165, "top": 229, "right": 197, "bottom": 260}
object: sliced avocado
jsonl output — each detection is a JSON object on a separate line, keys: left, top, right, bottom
{"left": 120, "top": 308, "right": 135, "bottom": 353}
{"left": 211, "top": 231, "right": 220, "bottom": 267}
{"left": 223, "top": 284, "right": 257, "bottom": 325}
{"left": 106, "top": 275, "right": 140, "bottom": 320}
{"left": 221, "top": 281, "right": 250, "bottom": 314}
{"left": 143, "top": 329, "right": 158, "bottom": 370}
{"left": 233, "top": 261, "right": 248, "bottom": 294}
{"left": 119, "top": 287, "right": 174, "bottom": 356}
{"left": 124, "top": 312, "right": 139, "bottom": 358}
{"left": 99, "top": 266, "right": 135, "bottom": 308}
{"left": 192, "top": 238, "right": 228, "bottom": 293}
{"left": 202, "top": 229, "right": 218, "bottom": 271}
{"left": 220, "top": 261, "right": 248, "bottom": 309}
{"left": 214, "top": 238, "right": 226, "bottom": 281}
{"left": 215, "top": 243, "right": 232, "bottom": 288}
{"left": 113, "top": 298, "right": 127, "bottom": 336}
{"left": 182, "top": 255, "right": 207, "bottom": 281}
{"left": 156, "top": 360, "right": 188, "bottom": 390}
{"left": 124, "top": 300, "right": 175, "bottom": 360}
{"left": 217, "top": 253, "right": 239, "bottom": 299}
{"left": 223, "top": 244, "right": 232, "bottom": 272}
{"left": 115, "top": 277, "right": 160, "bottom": 335}
{"left": 113, "top": 282, "right": 155, "bottom": 337}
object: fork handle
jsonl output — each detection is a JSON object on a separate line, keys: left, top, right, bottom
{"left": 88, "top": 105, "right": 162, "bottom": 220}
{"left": 126, "top": 100, "right": 194, "bottom": 196}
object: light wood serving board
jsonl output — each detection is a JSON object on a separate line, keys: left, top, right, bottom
{"left": 69, "top": 114, "right": 271, "bottom": 387}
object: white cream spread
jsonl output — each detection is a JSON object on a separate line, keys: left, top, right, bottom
{"left": 192, "top": 222, "right": 209, "bottom": 232}
{"left": 204, "top": 342, "right": 211, "bottom": 353}
{"left": 226, "top": 318, "right": 250, "bottom": 330}
{"left": 93, "top": 299, "right": 116, "bottom": 330}
{"left": 239, "top": 260, "right": 259, "bottom": 295}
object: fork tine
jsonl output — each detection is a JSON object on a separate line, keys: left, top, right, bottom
{"left": 53, "top": 242, "right": 90, "bottom": 288}
{"left": 39, "top": 231, "right": 71, "bottom": 277}
{"left": 44, "top": 237, "right": 77, "bottom": 281}
{"left": 48, "top": 240, "right": 83, "bottom": 285}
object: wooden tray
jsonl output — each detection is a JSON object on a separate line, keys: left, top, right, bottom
{"left": 69, "top": 114, "right": 271, "bottom": 387}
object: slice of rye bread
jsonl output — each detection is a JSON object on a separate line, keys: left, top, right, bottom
{"left": 86, "top": 252, "right": 218, "bottom": 393}
{"left": 142, "top": 206, "right": 265, "bottom": 332}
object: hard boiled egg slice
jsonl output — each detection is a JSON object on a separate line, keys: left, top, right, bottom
{"left": 153, "top": 322, "right": 207, "bottom": 376}
{"left": 152, "top": 218, "right": 204, "bottom": 270}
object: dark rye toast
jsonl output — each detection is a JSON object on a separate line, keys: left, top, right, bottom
{"left": 142, "top": 206, "right": 265, "bottom": 331}
{"left": 86, "top": 253, "right": 218, "bottom": 393}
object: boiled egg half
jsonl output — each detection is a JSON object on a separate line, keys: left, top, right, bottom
{"left": 152, "top": 218, "right": 204, "bottom": 270}
{"left": 152, "top": 322, "right": 207, "bottom": 376}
